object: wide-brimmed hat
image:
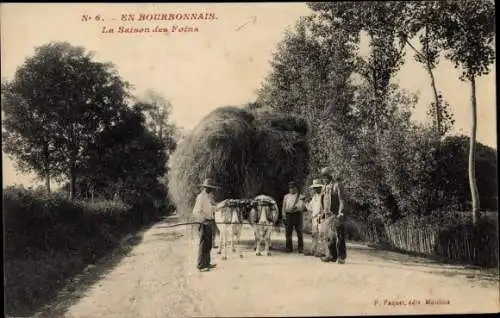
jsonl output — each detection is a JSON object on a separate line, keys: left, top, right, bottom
{"left": 320, "top": 167, "right": 333, "bottom": 176}
{"left": 201, "top": 178, "right": 219, "bottom": 189}
{"left": 310, "top": 179, "right": 324, "bottom": 188}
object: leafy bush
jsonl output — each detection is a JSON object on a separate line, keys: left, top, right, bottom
{"left": 378, "top": 125, "right": 439, "bottom": 219}
{"left": 3, "top": 187, "right": 132, "bottom": 256}
{"left": 429, "top": 135, "right": 498, "bottom": 212}
{"left": 338, "top": 131, "right": 497, "bottom": 225}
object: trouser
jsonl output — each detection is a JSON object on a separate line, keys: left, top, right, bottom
{"left": 324, "top": 217, "right": 346, "bottom": 260}
{"left": 197, "top": 220, "right": 213, "bottom": 269}
{"left": 311, "top": 217, "right": 321, "bottom": 255}
{"left": 285, "top": 212, "right": 303, "bottom": 251}
{"left": 212, "top": 222, "right": 219, "bottom": 247}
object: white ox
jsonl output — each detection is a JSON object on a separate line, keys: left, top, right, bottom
{"left": 214, "top": 199, "right": 246, "bottom": 260}
{"left": 249, "top": 195, "right": 280, "bottom": 256}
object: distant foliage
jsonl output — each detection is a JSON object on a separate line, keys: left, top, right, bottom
{"left": 1, "top": 42, "right": 131, "bottom": 198}
{"left": 426, "top": 94, "right": 455, "bottom": 137}
{"left": 81, "top": 104, "right": 170, "bottom": 209}
{"left": 2, "top": 42, "right": 176, "bottom": 207}
{"left": 429, "top": 135, "right": 498, "bottom": 212}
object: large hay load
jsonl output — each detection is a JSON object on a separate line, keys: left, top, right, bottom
{"left": 168, "top": 106, "right": 309, "bottom": 218}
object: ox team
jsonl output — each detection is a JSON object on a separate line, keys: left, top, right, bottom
{"left": 191, "top": 167, "right": 347, "bottom": 272}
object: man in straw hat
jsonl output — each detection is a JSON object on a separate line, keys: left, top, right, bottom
{"left": 320, "top": 167, "right": 347, "bottom": 264}
{"left": 306, "top": 178, "right": 324, "bottom": 257}
{"left": 192, "top": 178, "right": 219, "bottom": 272}
{"left": 282, "top": 181, "right": 307, "bottom": 253}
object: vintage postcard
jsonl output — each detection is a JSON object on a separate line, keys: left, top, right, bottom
{"left": 2, "top": 2, "right": 498, "bottom": 317}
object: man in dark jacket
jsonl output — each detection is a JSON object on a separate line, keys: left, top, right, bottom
{"left": 320, "top": 167, "right": 347, "bottom": 264}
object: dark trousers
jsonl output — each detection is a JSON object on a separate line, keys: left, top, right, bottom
{"left": 285, "top": 212, "right": 304, "bottom": 252}
{"left": 212, "top": 222, "right": 219, "bottom": 247}
{"left": 325, "top": 222, "right": 346, "bottom": 260}
{"left": 197, "top": 220, "right": 213, "bottom": 269}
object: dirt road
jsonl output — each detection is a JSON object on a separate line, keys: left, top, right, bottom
{"left": 50, "top": 216, "right": 498, "bottom": 317}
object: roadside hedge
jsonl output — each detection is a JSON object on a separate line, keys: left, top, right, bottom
{"left": 361, "top": 211, "right": 499, "bottom": 267}
{"left": 302, "top": 208, "right": 498, "bottom": 268}
{"left": 3, "top": 186, "right": 172, "bottom": 316}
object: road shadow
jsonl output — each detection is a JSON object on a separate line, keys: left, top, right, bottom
{"left": 151, "top": 231, "right": 185, "bottom": 239}
{"left": 34, "top": 216, "right": 179, "bottom": 318}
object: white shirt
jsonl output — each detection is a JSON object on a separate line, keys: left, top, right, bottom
{"left": 282, "top": 193, "right": 306, "bottom": 214}
{"left": 192, "top": 190, "right": 216, "bottom": 222}
{"left": 306, "top": 193, "right": 323, "bottom": 219}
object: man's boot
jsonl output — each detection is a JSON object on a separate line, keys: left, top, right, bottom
{"left": 321, "top": 240, "right": 336, "bottom": 262}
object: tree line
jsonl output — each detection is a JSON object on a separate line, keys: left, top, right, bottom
{"left": 2, "top": 42, "right": 177, "bottom": 208}
{"left": 256, "top": 0, "right": 496, "bottom": 223}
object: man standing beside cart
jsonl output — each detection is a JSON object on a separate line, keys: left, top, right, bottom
{"left": 282, "top": 181, "right": 307, "bottom": 254}
{"left": 192, "top": 178, "right": 219, "bottom": 272}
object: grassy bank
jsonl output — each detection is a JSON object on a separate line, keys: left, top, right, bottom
{"left": 3, "top": 187, "right": 172, "bottom": 316}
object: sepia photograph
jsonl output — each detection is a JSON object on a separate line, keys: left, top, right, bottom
{"left": 1, "top": 2, "right": 498, "bottom": 317}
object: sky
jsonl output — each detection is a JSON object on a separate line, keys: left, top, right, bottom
{"left": 1, "top": 3, "right": 497, "bottom": 187}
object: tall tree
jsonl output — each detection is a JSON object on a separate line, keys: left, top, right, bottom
{"left": 133, "top": 90, "right": 178, "bottom": 189}
{"left": 305, "top": 2, "right": 420, "bottom": 222}
{"left": 81, "top": 104, "right": 168, "bottom": 206}
{"left": 134, "top": 91, "right": 177, "bottom": 161}
{"left": 137, "top": 90, "right": 175, "bottom": 141}
{"left": 431, "top": 0, "right": 495, "bottom": 223}
{"left": 399, "top": 1, "right": 455, "bottom": 137}
{"left": 257, "top": 15, "right": 358, "bottom": 173}
{"left": 2, "top": 80, "right": 57, "bottom": 194}
{"left": 308, "top": 1, "right": 407, "bottom": 138}
{"left": 2, "top": 42, "right": 131, "bottom": 199}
